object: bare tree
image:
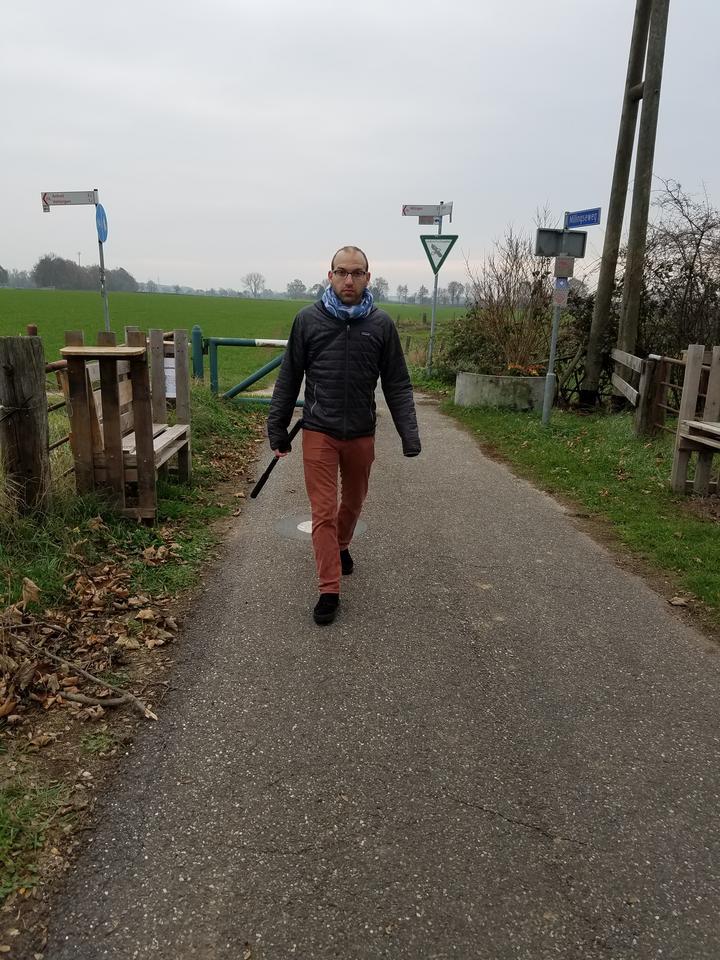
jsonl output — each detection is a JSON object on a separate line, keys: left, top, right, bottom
{"left": 286, "top": 279, "right": 307, "bottom": 299}
{"left": 370, "top": 276, "right": 389, "bottom": 301}
{"left": 447, "top": 280, "right": 464, "bottom": 305}
{"left": 415, "top": 284, "right": 429, "bottom": 304}
{"left": 396, "top": 284, "right": 408, "bottom": 303}
{"left": 640, "top": 179, "right": 720, "bottom": 354}
{"left": 243, "top": 272, "right": 266, "bottom": 298}
{"left": 455, "top": 227, "right": 553, "bottom": 372}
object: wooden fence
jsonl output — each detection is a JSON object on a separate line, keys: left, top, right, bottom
{"left": 610, "top": 348, "right": 691, "bottom": 438}
{"left": 1, "top": 327, "right": 183, "bottom": 513}
{"left": 0, "top": 331, "right": 62, "bottom": 511}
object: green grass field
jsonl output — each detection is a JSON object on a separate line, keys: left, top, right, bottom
{"left": 0, "top": 289, "right": 461, "bottom": 392}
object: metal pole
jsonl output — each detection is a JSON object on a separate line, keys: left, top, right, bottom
{"left": 426, "top": 213, "right": 443, "bottom": 373}
{"left": 617, "top": 0, "right": 671, "bottom": 358}
{"left": 191, "top": 325, "right": 204, "bottom": 379}
{"left": 209, "top": 339, "right": 219, "bottom": 395}
{"left": 579, "top": 0, "right": 653, "bottom": 407}
{"left": 542, "top": 303, "right": 562, "bottom": 425}
{"left": 97, "top": 239, "right": 110, "bottom": 332}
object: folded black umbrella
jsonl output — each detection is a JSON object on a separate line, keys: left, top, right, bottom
{"left": 250, "top": 419, "right": 304, "bottom": 499}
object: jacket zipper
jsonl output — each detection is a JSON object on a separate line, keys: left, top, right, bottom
{"left": 343, "top": 323, "right": 350, "bottom": 438}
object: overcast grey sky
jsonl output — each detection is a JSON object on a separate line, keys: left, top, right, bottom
{"left": 2, "top": 0, "right": 718, "bottom": 295}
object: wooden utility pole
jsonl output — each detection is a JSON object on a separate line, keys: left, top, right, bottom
{"left": 617, "top": 0, "right": 671, "bottom": 357}
{"left": 579, "top": 0, "right": 668, "bottom": 408}
{"left": 0, "top": 336, "right": 51, "bottom": 511}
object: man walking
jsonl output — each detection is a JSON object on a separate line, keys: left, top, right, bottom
{"left": 267, "top": 245, "right": 421, "bottom": 625}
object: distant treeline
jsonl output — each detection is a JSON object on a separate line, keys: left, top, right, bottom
{"left": 1, "top": 254, "right": 140, "bottom": 293}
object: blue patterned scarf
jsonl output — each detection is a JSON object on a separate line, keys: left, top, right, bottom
{"left": 321, "top": 284, "right": 374, "bottom": 321}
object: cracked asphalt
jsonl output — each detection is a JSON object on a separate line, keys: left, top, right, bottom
{"left": 42, "top": 395, "right": 720, "bottom": 958}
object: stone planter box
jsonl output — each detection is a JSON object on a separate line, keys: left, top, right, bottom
{"left": 454, "top": 371, "right": 545, "bottom": 412}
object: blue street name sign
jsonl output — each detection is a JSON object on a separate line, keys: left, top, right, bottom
{"left": 96, "top": 204, "right": 108, "bottom": 243}
{"left": 565, "top": 207, "right": 601, "bottom": 229}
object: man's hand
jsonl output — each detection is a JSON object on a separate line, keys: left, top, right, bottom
{"left": 273, "top": 449, "right": 289, "bottom": 458}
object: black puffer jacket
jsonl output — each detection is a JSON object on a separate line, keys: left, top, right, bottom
{"left": 267, "top": 301, "right": 421, "bottom": 456}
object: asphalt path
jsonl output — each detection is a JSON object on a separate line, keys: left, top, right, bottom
{"left": 42, "top": 395, "right": 720, "bottom": 959}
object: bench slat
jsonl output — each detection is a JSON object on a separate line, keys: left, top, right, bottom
{"left": 122, "top": 424, "right": 189, "bottom": 463}
{"left": 683, "top": 419, "right": 720, "bottom": 437}
{"left": 61, "top": 345, "right": 147, "bottom": 358}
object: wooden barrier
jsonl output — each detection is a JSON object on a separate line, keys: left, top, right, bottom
{"left": 0, "top": 336, "right": 51, "bottom": 511}
{"left": 671, "top": 344, "right": 720, "bottom": 495}
{"left": 59, "top": 329, "right": 191, "bottom": 521}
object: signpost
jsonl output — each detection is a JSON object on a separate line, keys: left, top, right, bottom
{"left": 420, "top": 235, "right": 458, "bottom": 275}
{"left": 537, "top": 206, "right": 601, "bottom": 425}
{"left": 402, "top": 201, "right": 457, "bottom": 372}
{"left": 41, "top": 190, "right": 98, "bottom": 212}
{"left": 565, "top": 207, "right": 601, "bottom": 229}
{"left": 534, "top": 227, "right": 587, "bottom": 259}
{"left": 41, "top": 187, "right": 110, "bottom": 330}
{"left": 95, "top": 204, "right": 110, "bottom": 331}
{"left": 402, "top": 202, "right": 453, "bottom": 220}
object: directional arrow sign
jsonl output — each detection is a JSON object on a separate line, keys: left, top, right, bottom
{"left": 420, "top": 235, "right": 458, "bottom": 275}
{"left": 402, "top": 202, "right": 453, "bottom": 219}
{"left": 41, "top": 190, "right": 98, "bottom": 212}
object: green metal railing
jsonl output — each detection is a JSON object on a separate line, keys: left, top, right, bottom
{"left": 191, "top": 325, "right": 302, "bottom": 406}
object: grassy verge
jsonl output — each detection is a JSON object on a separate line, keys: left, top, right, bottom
{"left": 408, "top": 365, "right": 455, "bottom": 398}
{"left": 0, "top": 384, "right": 265, "bottom": 907}
{"left": 0, "top": 781, "right": 74, "bottom": 899}
{"left": 443, "top": 404, "right": 720, "bottom": 617}
{"left": 0, "top": 383, "right": 263, "bottom": 609}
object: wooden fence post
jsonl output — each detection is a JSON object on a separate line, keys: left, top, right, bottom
{"left": 0, "top": 336, "right": 51, "bottom": 511}
{"left": 650, "top": 357, "right": 669, "bottom": 432}
{"left": 671, "top": 344, "right": 705, "bottom": 493}
{"left": 634, "top": 356, "right": 658, "bottom": 436}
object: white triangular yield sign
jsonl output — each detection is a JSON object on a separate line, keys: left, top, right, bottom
{"left": 420, "top": 235, "right": 458, "bottom": 275}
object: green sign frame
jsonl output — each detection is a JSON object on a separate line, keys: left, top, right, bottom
{"left": 420, "top": 234, "right": 458, "bottom": 275}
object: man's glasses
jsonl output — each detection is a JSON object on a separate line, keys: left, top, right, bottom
{"left": 332, "top": 268, "right": 367, "bottom": 280}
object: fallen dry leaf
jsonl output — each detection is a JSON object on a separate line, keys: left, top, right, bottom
{"left": 22, "top": 577, "right": 41, "bottom": 605}
{"left": 28, "top": 732, "right": 56, "bottom": 749}
{"left": 0, "top": 698, "right": 18, "bottom": 718}
{"left": 116, "top": 636, "right": 142, "bottom": 651}
{"left": 669, "top": 596, "right": 690, "bottom": 607}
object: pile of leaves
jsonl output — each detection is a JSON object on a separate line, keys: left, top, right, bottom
{"left": 0, "top": 519, "right": 186, "bottom": 727}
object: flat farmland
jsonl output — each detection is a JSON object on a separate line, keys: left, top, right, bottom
{"left": 0, "top": 290, "right": 461, "bottom": 392}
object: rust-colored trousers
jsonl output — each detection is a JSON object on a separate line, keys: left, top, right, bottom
{"left": 302, "top": 429, "right": 375, "bottom": 594}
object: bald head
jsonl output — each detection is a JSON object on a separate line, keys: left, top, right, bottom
{"left": 331, "top": 245, "right": 369, "bottom": 271}
{"left": 328, "top": 245, "right": 371, "bottom": 306}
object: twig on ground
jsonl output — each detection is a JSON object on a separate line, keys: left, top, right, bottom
{"left": 8, "top": 633, "right": 158, "bottom": 720}
{"left": 60, "top": 692, "right": 129, "bottom": 708}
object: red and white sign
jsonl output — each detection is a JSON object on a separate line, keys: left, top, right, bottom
{"left": 402, "top": 202, "right": 453, "bottom": 219}
{"left": 41, "top": 190, "right": 98, "bottom": 212}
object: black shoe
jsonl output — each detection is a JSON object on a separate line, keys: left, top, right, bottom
{"left": 313, "top": 593, "right": 339, "bottom": 625}
{"left": 340, "top": 549, "right": 354, "bottom": 576}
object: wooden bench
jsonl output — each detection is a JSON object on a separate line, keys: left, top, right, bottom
{"left": 59, "top": 328, "right": 191, "bottom": 521}
{"left": 671, "top": 343, "right": 720, "bottom": 495}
